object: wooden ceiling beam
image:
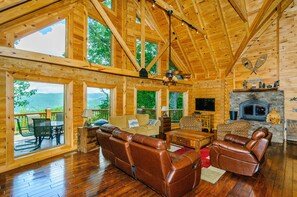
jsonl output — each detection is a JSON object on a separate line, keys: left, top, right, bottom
{"left": 224, "top": 0, "right": 285, "bottom": 77}
{"left": 90, "top": 0, "right": 141, "bottom": 71}
{"left": 192, "top": 0, "right": 219, "bottom": 77}
{"left": 0, "top": 0, "right": 29, "bottom": 11}
{"left": 141, "top": 0, "right": 146, "bottom": 68}
{"left": 174, "top": 0, "right": 198, "bottom": 77}
{"left": 0, "top": 0, "right": 61, "bottom": 25}
{"left": 228, "top": 0, "right": 248, "bottom": 22}
{"left": 152, "top": 0, "right": 206, "bottom": 35}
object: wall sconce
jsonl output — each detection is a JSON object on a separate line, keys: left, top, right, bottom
{"left": 163, "top": 70, "right": 178, "bottom": 86}
{"left": 82, "top": 109, "right": 93, "bottom": 127}
{"left": 161, "top": 106, "right": 169, "bottom": 117}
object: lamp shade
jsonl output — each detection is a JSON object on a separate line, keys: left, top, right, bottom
{"left": 82, "top": 109, "right": 93, "bottom": 118}
{"left": 161, "top": 106, "right": 168, "bottom": 111}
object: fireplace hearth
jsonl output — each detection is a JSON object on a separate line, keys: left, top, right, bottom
{"left": 230, "top": 90, "right": 284, "bottom": 143}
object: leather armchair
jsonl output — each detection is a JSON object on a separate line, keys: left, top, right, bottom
{"left": 129, "top": 134, "right": 201, "bottom": 197}
{"left": 210, "top": 127, "right": 272, "bottom": 176}
{"left": 109, "top": 129, "right": 134, "bottom": 176}
{"left": 96, "top": 124, "right": 119, "bottom": 164}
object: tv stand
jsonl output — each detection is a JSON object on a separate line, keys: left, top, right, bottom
{"left": 192, "top": 113, "right": 213, "bottom": 133}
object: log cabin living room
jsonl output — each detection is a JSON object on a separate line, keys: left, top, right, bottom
{"left": 0, "top": 0, "right": 297, "bottom": 196}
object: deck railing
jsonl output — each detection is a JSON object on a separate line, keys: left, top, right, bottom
{"left": 169, "top": 109, "right": 184, "bottom": 123}
{"left": 90, "top": 109, "right": 110, "bottom": 122}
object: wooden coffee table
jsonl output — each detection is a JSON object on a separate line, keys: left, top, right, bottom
{"left": 165, "top": 129, "right": 214, "bottom": 151}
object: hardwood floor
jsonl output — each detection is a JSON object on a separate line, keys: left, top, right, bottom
{"left": 1, "top": 142, "right": 297, "bottom": 197}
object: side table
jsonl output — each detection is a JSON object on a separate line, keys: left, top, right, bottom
{"left": 77, "top": 126, "right": 99, "bottom": 153}
{"left": 159, "top": 117, "right": 171, "bottom": 140}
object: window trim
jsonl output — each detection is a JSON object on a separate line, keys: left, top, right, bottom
{"left": 6, "top": 72, "right": 73, "bottom": 165}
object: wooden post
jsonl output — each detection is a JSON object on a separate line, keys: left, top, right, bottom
{"left": 45, "top": 108, "right": 52, "bottom": 119}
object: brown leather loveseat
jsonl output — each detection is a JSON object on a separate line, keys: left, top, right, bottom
{"left": 210, "top": 127, "right": 272, "bottom": 176}
{"left": 96, "top": 124, "right": 119, "bottom": 164}
{"left": 129, "top": 134, "right": 201, "bottom": 197}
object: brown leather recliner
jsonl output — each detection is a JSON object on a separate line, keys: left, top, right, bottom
{"left": 210, "top": 127, "right": 272, "bottom": 176}
{"left": 96, "top": 124, "right": 119, "bottom": 164}
{"left": 129, "top": 134, "right": 201, "bottom": 197}
{"left": 109, "top": 129, "right": 134, "bottom": 176}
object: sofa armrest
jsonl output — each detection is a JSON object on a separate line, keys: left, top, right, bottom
{"left": 167, "top": 150, "right": 200, "bottom": 184}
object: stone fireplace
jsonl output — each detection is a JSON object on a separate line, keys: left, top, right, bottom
{"left": 230, "top": 90, "right": 284, "bottom": 143}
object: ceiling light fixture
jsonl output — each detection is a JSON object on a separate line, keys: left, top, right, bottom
{"left": 163, "top": 10, "right": 178, "bottom": 86}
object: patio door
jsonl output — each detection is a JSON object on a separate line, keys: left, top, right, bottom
{"left": 14, "top": 80, "right": 65, "bottom": 157}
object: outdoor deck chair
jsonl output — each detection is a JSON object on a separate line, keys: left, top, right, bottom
{"left": 14, "top": 118, "right": 38, "bottom": 151}
{"left": 26, "top": 114, "right": 41, "bottom": 133}
{"left": 33, "top": 118, "right": 53, "bottom": 148}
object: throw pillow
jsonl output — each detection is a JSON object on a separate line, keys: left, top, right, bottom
{"left": 94, "top": 119, "right": 109, "bottom": 126}
{"left": 147, "top": 119, "right": 159, "bottom": 126}
{"left": 128, "top": 119, "right": 139, "bottom": 128}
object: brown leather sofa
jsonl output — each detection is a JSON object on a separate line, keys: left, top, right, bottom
{"left": 109, "top": 129, "right": 134, "bottom": 176}
{"left": 96, "top": 124, "right": 119, "bottom": 164}
{"left": 210, "top": 127, "right": 272, "bottom": 176}
{"left": 129, "top": 134, "right": 201, "bottom": 197}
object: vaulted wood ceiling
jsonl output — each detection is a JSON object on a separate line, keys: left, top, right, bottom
{"left": 0, "top": 0, "right": 293, "bottom": 81}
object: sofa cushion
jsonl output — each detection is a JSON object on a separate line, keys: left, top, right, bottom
{"left": 136, "top": 114, "right": 149, "bottom": 126}
{"left": 109, "top": 116, "right": 127, "bottom": 129}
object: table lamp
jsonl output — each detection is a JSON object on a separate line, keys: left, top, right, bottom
{"left": 161, "top": 106, "right": 168, "bottom": 117}
{"left": 82, "top": 109, "right": 93, "bottom": 127}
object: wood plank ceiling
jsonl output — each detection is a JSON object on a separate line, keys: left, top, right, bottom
{"left": 0, "top": 0, "right": 293, "bottom": 81}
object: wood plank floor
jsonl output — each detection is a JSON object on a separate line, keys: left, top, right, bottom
{"left": 0, "top": 142, "right": 297, "bottom": 197}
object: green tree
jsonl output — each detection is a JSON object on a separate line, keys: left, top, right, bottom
{"left": 14, "top": 80, "right": 37, "bottom": 108}
{"left": 136, "top": 40, "right": 158, "bottom": 74}
{"left": 98, "top": 89, "right": 110, "bottom": 109}
{"left": 87, "top": 17, "right": 112, "bottom": 66}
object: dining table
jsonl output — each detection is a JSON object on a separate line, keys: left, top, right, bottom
{"left": 50, "top": 121, "right": 64, "bottom": 145}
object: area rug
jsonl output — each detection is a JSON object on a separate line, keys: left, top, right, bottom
{"left": 171, "top": 145, "right": 225, "bottom": 184}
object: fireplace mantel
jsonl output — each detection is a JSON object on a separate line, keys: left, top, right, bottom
{"left": 233, "top": 88, "right": 278, "bottom": 92}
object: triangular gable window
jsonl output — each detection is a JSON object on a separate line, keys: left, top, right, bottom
{"left": 14, "top": 20, "right": 66, "bottom": 57}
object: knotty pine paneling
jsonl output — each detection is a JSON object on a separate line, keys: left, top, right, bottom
{"left": 234, "top": 20, "right": 278, "bottom": 89}
{"left": 192, "top": 80, "right": 225, "bottom": 129}
{"left": 279, "top": 3, "right": 297, "bottom": 126}
{"left": 0, "top": 71, "right": 6, "bottom": 167}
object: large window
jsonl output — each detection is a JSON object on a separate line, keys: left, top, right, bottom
{"left": 137, "top": 90, "right": 156, "bottom": 119}
{"left": 14, "top": 20, "right": 66, "bottom": 57}
{"left": 87, "top": 87, "right": 111, "bottom": 123}
{"left": 14, "top": 80, "right": 65, "bottom": 157}
{"left": 87, "top": 17, "right": 112, "bottom": 66}
{"left": 136, "top": 39, "right": 158, "bottom": 74}
{"left": 102, "top": 0, "right": 112, "bottom": 9}
{"left": 169, "top": 92, "right": 184, "bottom": 123}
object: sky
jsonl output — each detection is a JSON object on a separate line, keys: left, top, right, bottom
{"left": 14, "top": 20, "right": 66, "bottom": 57}
{"left": 28, "top": 81, "right": 64, "bottom": 93}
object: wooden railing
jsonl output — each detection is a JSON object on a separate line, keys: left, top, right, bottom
{"left": 90, "top": 109, "right": 110, "bottom": 122}
{"left": 137, "top": 108, "right": 156, "bottom": 119}
{"left": 169, "top": 109, "right": 183, "bottom": 123}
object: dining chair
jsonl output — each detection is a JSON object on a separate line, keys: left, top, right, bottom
{"left": 55, "top": 112, "right": 64, "bottom": 121}
{"left": 33, "top": 118, "right": 53, "bottom": 148}
{"left": 26, "top": 114, "right": 41, "bottom": 133}
{"left": 14, "top": 118, "right": 38, "bottom": 151}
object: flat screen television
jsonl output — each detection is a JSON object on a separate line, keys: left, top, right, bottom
{"left": 195, "top": 98, "right": 215, "bottom": 111}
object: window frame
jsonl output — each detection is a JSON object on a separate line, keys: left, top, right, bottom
{"left": 7, "top": 72, "right": 73, "bottom": 163}
{"left": 135, "top": 87, "right": 161, "bottom": 119}
{"left": 87, "top": 16, "right": 113, "bottom": 67}
{"left": 168, "top": 90, "right": 189, "bottom": 124}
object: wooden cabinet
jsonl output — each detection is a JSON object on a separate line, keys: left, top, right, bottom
{"left": 159, "top": 117, "right": 171, "bottom": 140}
{"left": 192, "top": 114, "right": 213, "bottom": 132}
{"left": 77, "top": 126, "right": 99, "bottom": 153}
